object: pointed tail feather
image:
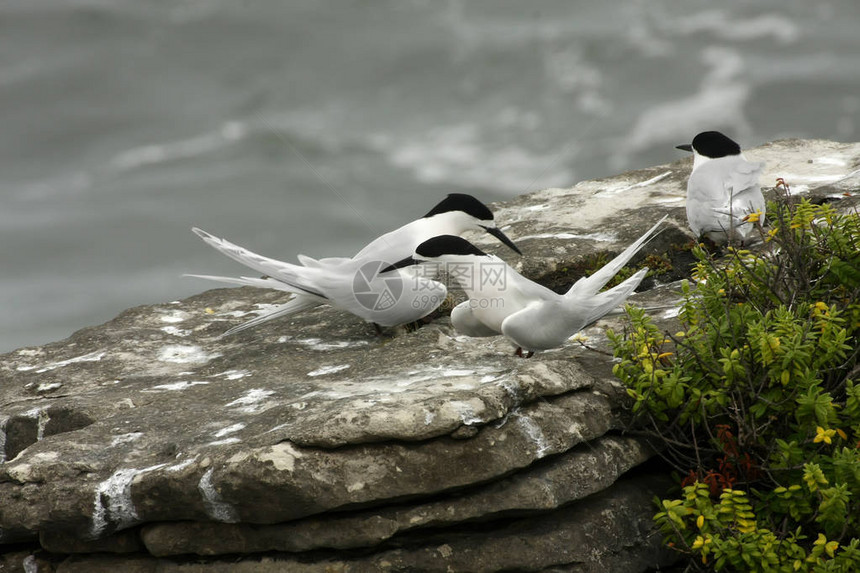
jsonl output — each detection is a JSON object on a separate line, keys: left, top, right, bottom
{"left": 221, "top": 296, "right": 324, "bottom": 337}
{"left": 296, "top": 254, "right": 319, "bottom": 267}
{"left": 183, "top": 274, "right": 328, "bottom": 301}
{"left": 583, "top": 267, "right": 649, "bottom": 326}
{"left": 297, "top": 254, "right": 352, "bottom": 268}
{"left": 191, "top": 228, "right": 325, "bottom": 298}
{"left": 566, "top": 215, "right": 667, "bottom": 298}
{"left": 185, "top": 274, "right": 298, "bottom": 292}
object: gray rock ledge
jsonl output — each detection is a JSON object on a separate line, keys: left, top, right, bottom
{"left": 2, "top": 138, "right": 858, "bottom": 572}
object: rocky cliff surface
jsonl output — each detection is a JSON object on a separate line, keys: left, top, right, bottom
{"left": 1, "top": 139, "right": 858, "bottom": 572}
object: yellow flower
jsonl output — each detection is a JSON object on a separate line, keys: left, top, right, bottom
{"left": 692, "top": 536, "right": 705, "bottom": 550}
{"left": 745, "top": 211, "right": 762, "bottom": 223}
{"left": 814, "top": 426, "right": 836, "bottom": 445}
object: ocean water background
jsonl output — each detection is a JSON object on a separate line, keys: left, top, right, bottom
{"left": 2, "top": 0, "right": 859, "bottom": 352}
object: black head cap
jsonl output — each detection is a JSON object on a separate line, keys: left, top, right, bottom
{"left": 415, "top": 235, "right": 488, "bottom": 259}
{"left": 680, "top": 131, "right": 742, "bottom": 158}
{"left": 423, "top": 194, "right": 494, "bottom": 221}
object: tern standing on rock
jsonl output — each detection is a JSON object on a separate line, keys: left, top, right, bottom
{"left": 188, "top": 194, "right": 521, "bottom": 335}
{"left": 384, "top": 216, "right": 668, "bottom": 357}
{"left": 676, "top": 131, "right": 765, "bottom": 244}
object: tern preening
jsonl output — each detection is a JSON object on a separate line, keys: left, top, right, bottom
{"left": 676, "top": 131, "right": 765, "bottom": 244}
{"left": 384, "top": 216, "right": 668, "bottom": 356}
{"left": 188, "top": 194, "right": 521, "bottom": 334}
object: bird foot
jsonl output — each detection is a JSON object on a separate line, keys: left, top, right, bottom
{"left": 514, "top": 347, "right": 534, "bottom": 359}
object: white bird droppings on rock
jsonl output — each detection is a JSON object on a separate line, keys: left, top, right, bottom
{"left": 216, "top": 310, "right": 252, "bottom": 318}
{"left": 440, "top": 369, "right": 475, "bottom": 377}
{"left": 161, "top": 326, "right": 191, "bottom": 337}
{"left": 197, "top": 467, "right": 239, "bottom": 523}
{"left": 110, "top": 432, "right": 143, "bottom": 447}
{"left": 214, "top": 369, "right": 251, "bottom": 380}
{"left": 35, "top": 350, "right": 106, "bottom": 373}
{"left": 36, "top": 382, "right": 63, "bottom": 392}
{"left": 514, "top": 413, "right": 551, "bottom": 459}
{"left": 143, "top": 381, "right": 209, "bottom": 392}
{"left": 16, "top": 348, "right": 42, "bottom": 357}
{"left": 662, "top": 307, "right": 681, "bottom": 319}
{"left": 91, "top": 464, "right": 167, "bottom": 537}
{"left": 445, "top": 399, "right": 486, "bottom": 426}
{"left": 156, "top": 345, "right": 220, "bottom": 364}
{"left": 22, "top": 555, "right": 38, "bottom": 573}
{"left": 600, "top": 170, "right": 673, "bottom": 195}
{"left": 159, "top": 310, "right": 191, "bottom": 323}
{"left": 205, "top": 437, "right": 242, "bottom": 447}
{"left": 166, "top": 458, "right": 197, "bottom": 472}
{"left": 214, "top": 423, "right": 245, "bottom": 438}
{"left": 654, "top": 195, "right": 685, "bottom": 204}
{"left": 294, "top": 338, "right": 370, "bottom": 351}
{"left": 24, "top": 408, "right": 50, "bottom": 441}
{"left": 0, "top": 420, "right": 7, "bottom": 464}
{"left": 516, "top": 231, "right": 618, "bottom": 242}
{"left": 225, "top": 389, "right": 275, "bottom": 413}
{"left": 811, "top": 156, "right": 848, "bottom": 166}
{"left": 307, "top": 364, "right": 351, "bottom": 377}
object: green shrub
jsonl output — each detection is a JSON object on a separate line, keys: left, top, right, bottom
{"left": 609, "top": 195, "right": 860, "bottom": 571}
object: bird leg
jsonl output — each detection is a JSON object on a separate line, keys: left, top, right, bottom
{"left": 514, "top": 347, "right": 535, "bottom": 359}
{"left": 372, "top": 323, "right": 384, "bottom": 336}
{"left": 403, "top": 312, "right": 439, "bottom": 332}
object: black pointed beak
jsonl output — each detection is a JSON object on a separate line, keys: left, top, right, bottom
{"left": 675, "top": 143, "right": 693, "bottom": 152}
{"left": 380, "top": 256, "right": 418, "bottom": 274}
{"left": 481, "top": 225, "right": 522, "bottom": 255}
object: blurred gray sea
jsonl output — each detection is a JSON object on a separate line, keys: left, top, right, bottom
{"left": 2, "top": 0, "right": 859, "bottom": 352}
